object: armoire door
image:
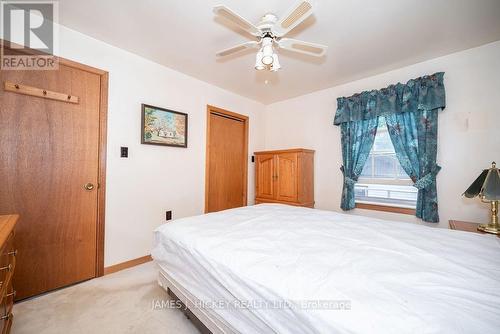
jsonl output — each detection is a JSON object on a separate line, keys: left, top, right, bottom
{"left": 276, "top": 153, "right": 299, "bottom": 202}
{"left": 0, "top": 57, "right": 106, "bottom": 300}
{"left": 205, "top": 106, "right": 249, "bottom": 213}
{"left": 255, "top": 154, "right": 275, "bottom": 200}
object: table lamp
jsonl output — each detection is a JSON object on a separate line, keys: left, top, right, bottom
{"left": 463, "top": 162, "right": 500, "bottom": 234}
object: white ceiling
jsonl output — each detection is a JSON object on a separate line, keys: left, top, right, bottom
{"left": 58, "top": 0, "right": 500, "bottom": 104}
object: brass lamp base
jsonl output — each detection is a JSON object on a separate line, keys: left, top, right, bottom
{"left": 478, "top": 200, "right": 499, "bottom": 235}
{"left": 478, "top": 223, "right": 500, "bottom": 235}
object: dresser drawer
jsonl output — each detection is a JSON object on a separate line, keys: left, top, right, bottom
{"left": 0, "top": 215, "right": 18, "bottom": 334}
{"left": 0, "top": 232, "right": 15, "bottom": 334}
{"left": 0, "top": 315, "right": 12, "bottom": 334}
{"left": 0, "top": 233, "right": 15, "bottom": 297}
{"left": 0, "top": 286, "right": 13, "bottom": 334}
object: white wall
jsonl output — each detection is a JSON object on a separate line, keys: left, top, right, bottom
{"left": 264, "top": 41, "right": 500, "bottom": 228}
{"left": 56, "top": 26, "right": 266, "bottom": 266}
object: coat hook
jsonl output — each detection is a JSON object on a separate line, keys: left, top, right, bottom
{"left": 67, "top": 95, "right": 71, "bottom": 100}
{"left": 15, "top": 84, "right": 19, "bottom": 89}
{"left": 43, "top": 90, "right": 47, "bottom": 95}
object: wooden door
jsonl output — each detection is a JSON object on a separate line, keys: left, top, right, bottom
{"left": 276, "top": 153, "right": 299, "bottom": 202}
{"left": 255, "top": 154, "right": 275, "bottom": 200}
{"left": 0, "top": 57, "right": 107, "bottom": 300}
{"left": 205, "top": 106, "right": 248, "bottom": 213}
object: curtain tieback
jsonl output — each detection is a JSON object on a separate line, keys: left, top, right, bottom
{"left": 414, "top": 165, "right": 441, "bottom": 190}
{"left": 340, "top": 166, "right": 358, "bottom": 186}
{"left": 344, "top": 177, "right": 357, "bottom": 186}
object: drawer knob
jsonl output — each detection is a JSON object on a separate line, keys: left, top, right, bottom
{"left": 7, "top": 250, "right": 17, "bottom": 256}
{"left": 0, "top": 264, "right": 12, "bottom": 272}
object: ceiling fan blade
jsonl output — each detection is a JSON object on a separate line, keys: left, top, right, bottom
{"left": 278, "top": 38, "right": 327, "bottom": 57}
{"left": 213, "top": 5, "right": 261, "bottom": 36}
{"left": 274, "top": 1, "right": 313, "bottom": 37}
{"left": 216, "top": 41, "right": 260, "bottom": 57}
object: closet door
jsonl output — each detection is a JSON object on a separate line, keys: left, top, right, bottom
{"left": 276, "top": 153, "right": 298, "bottom": 202}
{"left": 205, "top": 106, "right": 248, "bottom": 213}
{"left": 0, "top": 54, "right": 106, "bottom": 300}
{"left": 255, "top": 154, "right": 276, "bottom": 200}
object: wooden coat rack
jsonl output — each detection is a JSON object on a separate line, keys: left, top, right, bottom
{"left": 3, "top": 81, "right": 79, "bottom": 104}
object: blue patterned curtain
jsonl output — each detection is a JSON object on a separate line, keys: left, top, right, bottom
{"left": 334, "top": 73, "right": 445, "bottom": 222}
{"left": 385, "top": 110, "right": 441, "bottom": 222}
{"left": 340, "top": 118, "right": 379, "bottom": 210}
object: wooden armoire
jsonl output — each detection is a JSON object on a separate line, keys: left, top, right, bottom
{"left": 254, "top": 149, "right": 314, "bottom": 207}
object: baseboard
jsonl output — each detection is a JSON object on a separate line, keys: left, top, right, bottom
{"left": 103, "top": 255, "right": 152, "bottom": 275}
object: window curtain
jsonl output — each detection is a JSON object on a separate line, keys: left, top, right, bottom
{"left": 340, "top": 118, "right": 379, "bottom": 210}
{"left": 334, "top": 72, "right": 446, "bottom": 222}
{"left": 385, "top": 110, "right": 441, "bottom": 222}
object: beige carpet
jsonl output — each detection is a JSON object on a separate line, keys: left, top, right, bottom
{"left": 12, "top": 262, "right": 200, "bottom": 334}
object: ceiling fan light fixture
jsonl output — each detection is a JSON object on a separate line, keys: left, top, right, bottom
{"left": 261, "top": 44, "right": 274, "bottom": 65}
{"left": 270, "top": 54, "right": 281, "bottom": 71}
{"left": 255, "top": 51, "right": 266, "bottom": 70}
{"left": 261, "top": 55, "right": 273, "bottom": 66}
{"left": 214, "top": 2, "right": 327, "bottom": 72}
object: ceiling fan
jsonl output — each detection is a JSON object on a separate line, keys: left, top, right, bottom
{"left": 214, "top": 1, "right": 327, "bottom": 72}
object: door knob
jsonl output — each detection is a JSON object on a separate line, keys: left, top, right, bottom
{"left": 83, "top": 183, "right": 95, "bottom": 191}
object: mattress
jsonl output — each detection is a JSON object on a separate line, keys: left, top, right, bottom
{"left": 152, "top": 204, "right": 500, "bottom": 334}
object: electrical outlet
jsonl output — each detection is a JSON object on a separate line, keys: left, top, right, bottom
{"left": 166, "top": 210, "right": 172, "bottom": 221}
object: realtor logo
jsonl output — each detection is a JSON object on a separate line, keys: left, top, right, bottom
{"left": 1, "top": 0, "right": 59, "bottom": 70}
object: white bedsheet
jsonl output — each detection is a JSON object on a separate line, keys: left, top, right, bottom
{"left": 152, "top": 204, "right": 500, "bottom": 334}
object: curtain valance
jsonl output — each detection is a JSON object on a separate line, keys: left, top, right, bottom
{"left": 334, "top": 72, "right": 445, "bottom": 125}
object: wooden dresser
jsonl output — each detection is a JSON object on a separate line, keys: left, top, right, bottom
{"left": 0, "top": 215, "right": 18, "bottom": 334}
{"left": 254, "top": 149, "right": 314, "bottom": 207}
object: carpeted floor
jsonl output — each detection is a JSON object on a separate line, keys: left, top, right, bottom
{"left": 12, "top": 262, "right": 200, "bottom": 334}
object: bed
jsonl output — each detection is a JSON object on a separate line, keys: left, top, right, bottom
{"left": 152, "top": 204, "right": 500, "bottom": 334}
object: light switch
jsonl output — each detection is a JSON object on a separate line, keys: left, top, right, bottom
{"left": 120, "top": 147, "right": 128, "bottom": 158}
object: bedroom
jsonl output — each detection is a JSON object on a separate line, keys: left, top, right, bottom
{"left": 0, "top": 0, "right": 499, "bottom": 333}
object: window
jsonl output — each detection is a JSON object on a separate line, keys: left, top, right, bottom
{"left": 354, "top": 117, "right": 417, "bottom": 209}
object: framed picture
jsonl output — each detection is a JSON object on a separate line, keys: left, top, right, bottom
{"left": 141, "top": 104, "right": 188, "bottom": 147}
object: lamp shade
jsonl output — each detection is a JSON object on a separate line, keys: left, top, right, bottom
{"left": 261, "top": 37, "right": 274, "bottom": 66}
{"left": 261, "top": 46, "right": 274, "bottom": 65}
{"left": 463, "top": 162, "right": 500, "bottom": 200}
{"left": 255, "top": 51, "right": 265, "bottom": 70}
{"left": 270, "top": 54, "right": 281, "bottom": 72}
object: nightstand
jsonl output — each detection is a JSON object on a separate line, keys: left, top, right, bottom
{"left": 449, "top": 220, "right": 484, "bottom": 234}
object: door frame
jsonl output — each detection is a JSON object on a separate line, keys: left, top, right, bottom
{"left": 205, "top": 105, "right": 249, "bottom": 213}
{"left": 1, "top": 39, "right": 108, "bottom": 277}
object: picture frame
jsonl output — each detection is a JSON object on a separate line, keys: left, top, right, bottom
{"left": 141, "top": 103, "right": 188, "bottom": 148}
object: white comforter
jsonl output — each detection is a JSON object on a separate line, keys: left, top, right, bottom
{"left": 152, "top": 204, "right": 500, "bottom": 334}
